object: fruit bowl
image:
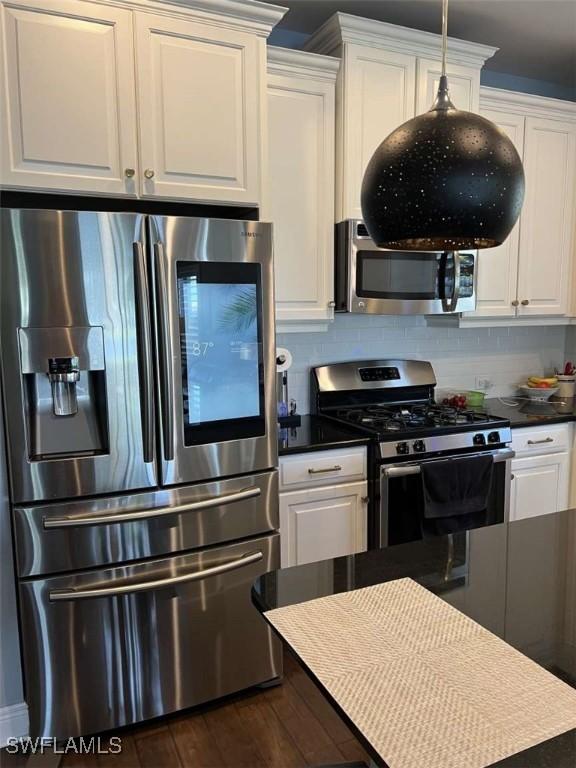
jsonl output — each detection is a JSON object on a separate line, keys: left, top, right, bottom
{"left": 518, "top": 385, "right": 559, "bottom": 401}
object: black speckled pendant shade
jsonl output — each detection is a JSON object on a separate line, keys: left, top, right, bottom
{"left": 361, "top": 76, "right": 525, "bottom": 250}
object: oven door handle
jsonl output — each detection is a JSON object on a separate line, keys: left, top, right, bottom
{"left": 48, "top": 550, "right": 264, "bottom": 602}
{"left": 383, "top": 448, "right": 515, "bottom": 478}
{"left": 43, "top": 486, "right": 262, "bottom": 529}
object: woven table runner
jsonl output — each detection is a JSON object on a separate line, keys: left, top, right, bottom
{"left": 266, "top": 578, "right": 576, "bottom": 768}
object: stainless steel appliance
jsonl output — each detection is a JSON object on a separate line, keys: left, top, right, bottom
{"left": 0, "top": 209, "right": 280, "bottom": 739}
{"left": 311, "top": 360, "right": 513, "bottom": 547}
{"left": 335, "top": 220, "right": 477, "bottom": 314}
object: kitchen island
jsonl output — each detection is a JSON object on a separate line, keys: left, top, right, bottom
{"left": 253, "top": 508, "right": 576, "bottom": 767}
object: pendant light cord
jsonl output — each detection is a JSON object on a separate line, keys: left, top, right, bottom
{"left": 441, "top": 0, "right": 449, "bottom": 77}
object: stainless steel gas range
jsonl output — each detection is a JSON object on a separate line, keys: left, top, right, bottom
{"left": 0, "top": 209, "right": 280, "bottom": 739}
{"left": 311, "top": 360, "right": 514, "bottom": 548}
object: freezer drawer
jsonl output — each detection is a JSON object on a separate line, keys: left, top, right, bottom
{"left": 19, "top": 533, "right": 281, "bottom": 739}
{"left": 13, "top": 471, "right": 278, "bottom": 577}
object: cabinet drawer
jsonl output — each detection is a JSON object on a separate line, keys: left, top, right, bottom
{"left": 511, "top": 424, "right": 572, "bottom": 456}
{"left": 279, "top": 447, "right": 367, "bottom": 490}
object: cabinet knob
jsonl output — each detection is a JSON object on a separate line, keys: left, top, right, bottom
{"left": 521, "top": 299, "right": 530, "bottom": 306}
{"left": 361, "top": 496, "right": 370, "bottom": 503}
{"left": 144, "top": 169, "right": 155, "bottom": 180}
{"left": 124, "top": 168, "right": 135, "bottom": 178}
{"left": 328, "top": 300, "right": 336, "bottom": 307}
{"left": 511, "top": 299, "right": 519, "bottom": 307}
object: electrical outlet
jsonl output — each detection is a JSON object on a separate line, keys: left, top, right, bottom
{"left": 475, "top": 376, "right": 492, "bottom": 391}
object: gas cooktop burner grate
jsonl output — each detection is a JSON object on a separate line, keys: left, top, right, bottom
{"left": 337, "top": 403, "right": 493, "bottom": 434}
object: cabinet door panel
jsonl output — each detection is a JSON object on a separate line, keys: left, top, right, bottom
{"left": 510, "top": 452, "right": 569, "bottom": 522}
{"left": 0, "top": 0, "right": 137, "bottom": 194}
{"left": 267, "top": 73, "right": 335, "bottom": 324}
{"left": 416, "top": 58, "right": 480, "bottom": 113}
{"left": 135, "top": 13, "right": 261, "bottom": 204}
{"left": 279, "top": 482, "right": 367, "bottom": 567}
{"left": 465, "top": 109, "right": 525, "bottom": 318}
{"left": 517, "top": 117, "right": 576, "bottom": 315}
{"left": 338, "top": 44, "right": 415, "bottom": 220}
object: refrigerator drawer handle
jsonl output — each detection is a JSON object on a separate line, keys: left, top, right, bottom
{"left": 48, "top": 550, "right": 264, "bottom": 602}
{"left": 43, "top": 486, "right": 262, "bottom": 529}
{"left": 154, "top": 241, "right": 175, "bottom": 462}
{"left": 133, "top": 241, "right": 155, "bottom": 463}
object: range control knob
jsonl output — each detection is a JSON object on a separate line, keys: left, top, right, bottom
{"left": 473, "top": 433, "right": 486, "bottom": 446}
{"left": 413, "top": 440, "right": 426, "bottom": 453}
{"left": 396, "top": 442, "right": 409, "bottom": 455}
{"left": 487, "top": 431, "right": 501, "bottom": 444}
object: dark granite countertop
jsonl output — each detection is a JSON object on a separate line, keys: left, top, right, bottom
{"left": 278, "top": 414, "right": 372, "bottom": 456}
{"left": 254, "top": 509, "right": 576, "bottom": 767}
{"left": 484, "top": 397, "right": 576, "bottom": 428}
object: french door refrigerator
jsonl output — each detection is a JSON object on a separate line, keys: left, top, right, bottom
{"left": 0, "top": 209, "right": 280, "bottom": 739}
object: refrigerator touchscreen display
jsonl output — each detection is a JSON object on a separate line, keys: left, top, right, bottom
{"left": 177, "top": 261, "right": 265, "bottom": 445}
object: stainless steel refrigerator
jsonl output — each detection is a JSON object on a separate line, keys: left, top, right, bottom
{"left": 0, "top": 209, "right": 281, "bottom": 738}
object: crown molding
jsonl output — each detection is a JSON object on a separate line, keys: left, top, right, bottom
{"left": 480, "top": 86, "right": 576, "bottom": 120}
{"left": 305, "top": 12, "right": 498, "bottom": 69}
{"left": 267, "top": 46, "right": 339, "bottom": 81}
{"left": 93, "top": 0, "right": 288, "bottom": 36}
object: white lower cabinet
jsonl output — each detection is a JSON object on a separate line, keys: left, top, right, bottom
{"left": 510, "top": 424, "right": 572, "bottom": 522}
{"left": 279, "top": 481, "right": 368, "bottom": 568}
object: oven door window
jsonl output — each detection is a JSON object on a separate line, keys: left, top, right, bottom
{"left": 177, "top": 261, "right": 265, "bottom": 445}
{"left": 356, "top": 251, "right": 474, "bottom": 300}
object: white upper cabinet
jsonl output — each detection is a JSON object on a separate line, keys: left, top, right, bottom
{"left": 135, "top": 13, "right": 263, "bottom": 204}
{"left": 464, "top": 89, "right": 576, "bottom": 322}
{"left": 0, "top": 0, "right": 138, "bottom": 195}
{"left": 0, "top": 0, "right": 286, "bottom": 202}
{"left": 305, "top": 13, "right": 496, "bottom": 222}
{"left": 335, "top": 44, "right": 416, "bottom": 221}
{"left": 466, "top": 108, "right": 525, "bottom": 318}
{"left": 265, "top": 48, "right": 338, "bottom": 328}
{"left": 517, "top": 116, "right": 576, "bottom": 316}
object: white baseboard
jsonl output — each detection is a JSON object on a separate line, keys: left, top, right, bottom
{"left": 0, "top": 702, "right": 28, "bottom": 747}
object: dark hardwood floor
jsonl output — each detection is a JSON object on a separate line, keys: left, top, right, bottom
{"left": 2, "top": 653, "right": 371, "bottom": 768}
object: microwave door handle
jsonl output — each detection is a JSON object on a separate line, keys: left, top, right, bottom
{"left": 441, "top": 251, "right": 461, "bottom": 312}
{"left": 154, "top": 241, "right": 175, "bottom": 462}
{"left": 133, "top": 242, "right": 155, "bottom": 463}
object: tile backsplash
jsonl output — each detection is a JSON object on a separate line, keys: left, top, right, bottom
{"left": 277, "top": 316, "right": 568, "bottom": 414}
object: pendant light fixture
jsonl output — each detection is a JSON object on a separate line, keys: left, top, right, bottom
{"left": 361, "top": 0, "right": 525, "bottom": 250}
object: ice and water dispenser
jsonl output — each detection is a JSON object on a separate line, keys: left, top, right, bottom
{"left": 19, "top": 326, "right": 108, "bottom": 459}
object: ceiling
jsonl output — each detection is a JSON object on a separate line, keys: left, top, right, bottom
{"left": 266, "top": 0, "right": 576, "bottom": 91}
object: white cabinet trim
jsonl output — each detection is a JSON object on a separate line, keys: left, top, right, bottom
{"left": 480, "top": 86, "right": 576, "bottom": 121}
{"left": 99, "top": 0, "right": 287, "bottom": 37}
{"left": 305, "top": 12, "right": 497, "bottom": 69}
{"left": 267, "top": 46, "right": 339, "bottom": 81}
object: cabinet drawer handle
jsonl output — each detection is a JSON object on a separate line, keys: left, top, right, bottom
{"left": 527, "top": 437, "right": 554, "bottom": 445}
{"left": 308, "top": 464, "right": 342, "bottom": 474}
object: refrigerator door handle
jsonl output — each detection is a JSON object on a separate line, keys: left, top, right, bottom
{"left": 43, "top": 485, "right": 262, "bottom": 529}
{"left": 154, "top": 240, "right": 175, "bottom": 462}
{"left": 48, "top": 550, "right": 264, "bottom": 601}
{"left": 133, "top": 242, "right": 155, "bottom": 463}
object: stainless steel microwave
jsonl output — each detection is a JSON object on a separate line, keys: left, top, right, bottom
{"left": 335, "top": 219, "right": 477, "bottom": 315}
